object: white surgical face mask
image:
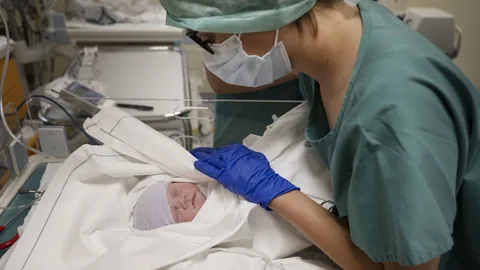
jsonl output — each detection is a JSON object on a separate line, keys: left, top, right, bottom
{"left": 202, "top": 30, "right": 292, "bottom": 88}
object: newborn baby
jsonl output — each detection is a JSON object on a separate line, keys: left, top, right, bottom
{"left": 132, "top": 182, "right": 207, "bottom": 230}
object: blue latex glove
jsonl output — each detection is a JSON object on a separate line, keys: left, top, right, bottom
{"left": 191, "top": 144, "right": 299, "bottom": 210}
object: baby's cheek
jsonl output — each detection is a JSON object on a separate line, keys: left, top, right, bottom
{"left": 168, "top": 207, "right": 178, "bottom": 223}
{"left": 186, "top": 209, "right": 200, "bottom": 222}
{"left": 177, "top": 208, "right": 199, "bottom": 223}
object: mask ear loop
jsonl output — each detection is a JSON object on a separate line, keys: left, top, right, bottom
{"left": 274, "top": 29, "right": 279, "bottom": 45}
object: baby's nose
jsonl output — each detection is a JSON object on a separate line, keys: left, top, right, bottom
{"left": 181, "top": 196, "right": 188, "bottom": 209}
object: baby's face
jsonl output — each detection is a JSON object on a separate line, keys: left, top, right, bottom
{"left": 167, "top": 183, "right": 206, "bottom": 223}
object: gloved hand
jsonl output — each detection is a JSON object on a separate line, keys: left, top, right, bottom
{"left": 191, "top": 144, "right": 299, "bottom": 210}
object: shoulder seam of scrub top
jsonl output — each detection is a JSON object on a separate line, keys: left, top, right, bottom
{"left": 305, "top": 0, "right": 373, "bottom": 144}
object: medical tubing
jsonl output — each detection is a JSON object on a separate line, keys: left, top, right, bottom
{"left": 0, "top": 10, "right": 42, "bottom": 155}
{"left": 38, "top": 0, "right": 59, "bottom": 29}
{"left": 14, "top": 0, "right": 41, "bottom": 34}
{"left": 0, "top": 8, "right": 50, "bottom": 158}
{"left": 0, "top": 196, "right": 42, "bottom": 211}
{"left": 1, "top": 8, "right": 97, "bottom": 158}
{"left": 16, "top": 95, "right": 99, "bottom": 145}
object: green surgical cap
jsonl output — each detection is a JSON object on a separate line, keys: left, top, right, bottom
{"left": 160, "top": 0, "right": 317, "bottom": 33}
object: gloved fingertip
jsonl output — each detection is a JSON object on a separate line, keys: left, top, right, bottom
{"left": 193, "top": 160, "right": 204, "bottom": 170}
{"left": 192, "top": 151, "right": 210, "bottom": 161}
{"left": 194, "top": 160, "right": 220, "bottom": 180}
{"left": 206, "top": 155, "right": 225, "bottom": 169}
{"left": 190, "top": 147, "right": 215, "bottom": 155}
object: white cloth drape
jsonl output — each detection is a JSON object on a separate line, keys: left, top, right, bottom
{"left": 5, "top": 103, "right": 334, "bottom": 270}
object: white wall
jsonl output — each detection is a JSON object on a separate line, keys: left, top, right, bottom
{"left": 383, "top": 0, "right": 480, "bottom": 88}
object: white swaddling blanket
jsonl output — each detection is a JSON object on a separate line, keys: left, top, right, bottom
{"left": 5, "top": 102, "right": 334, "bottom": 270}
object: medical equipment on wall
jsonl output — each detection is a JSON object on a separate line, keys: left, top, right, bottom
{"left": 366, "top": 2, "right": 462, "bottom": 59}
{"left": 0, "top": 6, "right": 48, "bottom": 173}
{"left": 32, "top": 47, "right": 107, "bottom": 117}
{"left": 44, "top": 11, "right": 70, "bottom": 45}
{"left": 402, "top": 8, "right": 462, "bottom": 59}
{"left": 37, "top": 77, "right": 106, "bottom": 118}
{"left": 0, "top": 136, "right": 29, "bottom": 177}
{"left": 0, "top": 8, "right": 100, "bottom": 170}
{"left": 58, "top": 81, "right": 105, "bottom": 115}
{"left": 0, "top": 0, "right": 65, "bottom": 91}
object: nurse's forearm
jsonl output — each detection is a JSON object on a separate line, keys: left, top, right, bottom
{"left": 269, "top": 191, "right": 383, "bottom": 270}
{"left": 205, "top": 68, "right": 298, "bottom": 94}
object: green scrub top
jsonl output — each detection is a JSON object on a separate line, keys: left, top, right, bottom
{"left": 300, "top": 0, "right": 480, "bottom": 268}
{"left": 214, "top": 78, "right": 303, "bottom": 147}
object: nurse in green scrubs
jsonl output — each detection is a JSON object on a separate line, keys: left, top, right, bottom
{"left": 161, "top": 0, "right": 480, "bottom": 269}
